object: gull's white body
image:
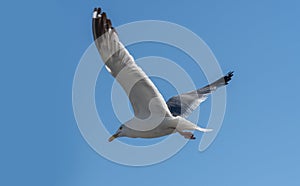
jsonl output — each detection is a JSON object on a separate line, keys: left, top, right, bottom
{"left": 92, "top": 8, "right": 232, "bottom": 141}
{"left": 120, "top": 116, "right": 211, "bottom": 139}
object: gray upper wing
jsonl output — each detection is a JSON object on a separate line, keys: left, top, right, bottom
{"left": 166, "top": 71, "right": 234, "bottom": 118}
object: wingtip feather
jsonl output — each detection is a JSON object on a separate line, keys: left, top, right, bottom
{"left": 224, "top": 71, "right": 234, "bottom": 84}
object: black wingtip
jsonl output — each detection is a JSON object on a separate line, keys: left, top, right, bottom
{"left": 224, "top": 71, "right": 234, "bottom": 84}
{"left": 93, "top": 7, "right": 102, "bottom": 19}
{"left": 97, "top": 7, "right": 101, "bottom": 14}
{"left": 92, "top": 7, "right": 116, "bottom": 40}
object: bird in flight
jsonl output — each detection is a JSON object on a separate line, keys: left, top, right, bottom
{"left": 92, "top": 7, "right": 233, "bottom": 142}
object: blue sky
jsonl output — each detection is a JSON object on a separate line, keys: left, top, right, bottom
{"left": 1, "top": 0, "right": 300, "bottom": 185}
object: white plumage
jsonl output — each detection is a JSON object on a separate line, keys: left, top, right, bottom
{"left": 92, "top": 8, "right": 233, "bottom": 142}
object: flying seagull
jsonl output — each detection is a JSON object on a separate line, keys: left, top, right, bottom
{"left": 92, "top": 8, "right": 233, "bottom": 142}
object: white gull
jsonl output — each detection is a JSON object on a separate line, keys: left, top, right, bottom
{"left": 92, "top": 8, "right": 233, "bottom": 142}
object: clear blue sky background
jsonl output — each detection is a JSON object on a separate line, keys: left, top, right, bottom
{"left": 1, "top": 0, "right": 300, "bottom": 185}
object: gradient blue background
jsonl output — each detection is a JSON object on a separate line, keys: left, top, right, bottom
{"left": 1, "top": 0, "right": 300, "bottom": 185}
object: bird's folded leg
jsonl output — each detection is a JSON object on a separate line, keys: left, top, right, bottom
{"left": 177, "top": 130, "right": 196, "bottom": 140}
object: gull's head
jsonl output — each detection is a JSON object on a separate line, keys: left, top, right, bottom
{"left": 108, "top": 124, "right": 127, "bottom": 142}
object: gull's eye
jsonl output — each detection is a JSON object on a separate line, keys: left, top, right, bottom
{"left": 119, "top": 126, "right": 123, "bottom": 130}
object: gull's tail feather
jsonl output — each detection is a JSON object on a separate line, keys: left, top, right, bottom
{"left": 195, "top": 126, "right": 213, "bottom": 133}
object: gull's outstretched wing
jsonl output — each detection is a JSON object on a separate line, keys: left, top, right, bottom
{"left": 92, "top": 8, "right": 172, "bottom": 119}
{"left": 166, "top": 71, "right": 234, "bottom": 118}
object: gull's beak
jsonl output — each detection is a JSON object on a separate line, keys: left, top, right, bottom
{"left": 108, "top": 133, "right": 119, "bottom": 142}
